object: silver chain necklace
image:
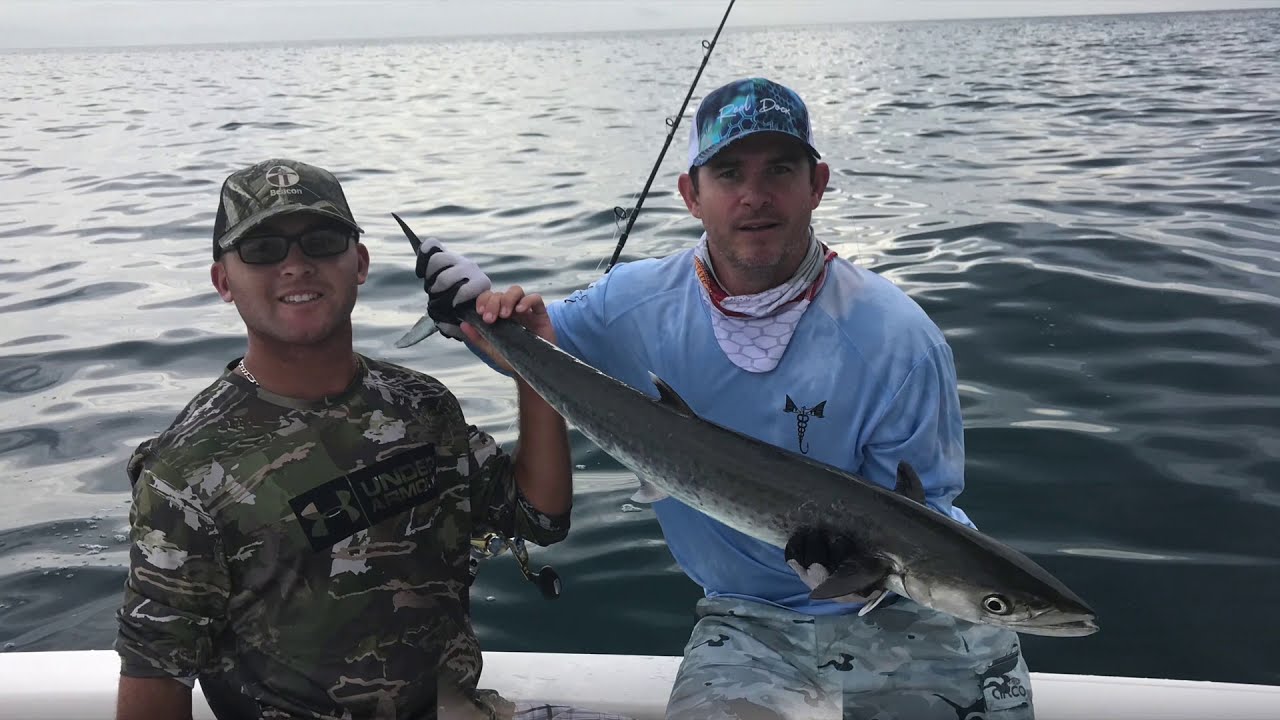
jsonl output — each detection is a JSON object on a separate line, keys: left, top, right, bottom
{"left": 237, "top": 358, "right": 258, "bottom": 385}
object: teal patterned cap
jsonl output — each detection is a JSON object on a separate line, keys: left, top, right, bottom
{"left": 687, "top": 77, "right": 820, "bottom": 169}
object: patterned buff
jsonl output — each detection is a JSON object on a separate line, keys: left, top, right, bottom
{"left": 693, "top": 229, "right": 836, "bottom": 373}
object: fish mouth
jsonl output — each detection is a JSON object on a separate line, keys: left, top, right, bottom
{"left": 1014, "top": 615, "right": 1099, "bottom": 637}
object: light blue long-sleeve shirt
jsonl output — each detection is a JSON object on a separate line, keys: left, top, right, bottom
{"left": 532, "top": 248, "right": 974, "bottom": 616}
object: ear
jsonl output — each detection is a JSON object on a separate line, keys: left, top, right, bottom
{"left": 810, "top": 162, "right": 831, "bottom": 209}
{"left": 677, "top": 173, "right": 702, "bottom": 220}
{"left": 210, "top": 261, "right": 234, "bottom": 302}
{"left": 355, "top": 242, "right": 370, "bottom": 285}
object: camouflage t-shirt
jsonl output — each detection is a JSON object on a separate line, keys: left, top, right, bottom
{"left": 115, "top": 355, "right": 569, "bottom": 719}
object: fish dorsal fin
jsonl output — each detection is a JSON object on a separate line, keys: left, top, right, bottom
{"left": 630, "top": 474, "right": 670, "bottom": 503}
{"left": 894, "top": 461, "right": 926, "bottom": 505}
{"left": 648, "top": 372, "right": 695, "bottom": 416}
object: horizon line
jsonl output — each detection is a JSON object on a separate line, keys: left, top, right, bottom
{"left": 3, "top": 4, "right": 1277, "bottom": 54}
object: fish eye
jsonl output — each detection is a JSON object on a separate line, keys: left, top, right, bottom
{"left": 982, "top": 594, "right": 1012, "bottom": 615}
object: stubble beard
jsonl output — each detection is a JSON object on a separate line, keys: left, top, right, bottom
{"left": 712, "top": 227, "right": 808, "bottom": 292}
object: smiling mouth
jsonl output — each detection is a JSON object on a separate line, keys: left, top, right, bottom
{"left": 280, "top": 292, "right": 322, "bottom": 305}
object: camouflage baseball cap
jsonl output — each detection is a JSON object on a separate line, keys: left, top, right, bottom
{"left": 212, "top": 159, "right": 364, "bottom": 259}
{"left": 687, "top": 77, "right": 820, "bottom": 169}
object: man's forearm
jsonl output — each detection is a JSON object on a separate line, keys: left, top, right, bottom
{"left": 512, "top": 379, "right": 572, "bottom": 516}
{"left": 117, "top": 675, "right": 193, "bottom": 720}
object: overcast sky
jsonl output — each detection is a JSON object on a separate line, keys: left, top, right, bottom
{"left": 3, "top": 0, "right": 1279, "bottom": 50}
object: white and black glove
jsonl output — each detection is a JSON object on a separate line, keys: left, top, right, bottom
{"left": 414, "top": 237, "right": 492, "bottom": 341}
{"left": 785, "top": 527, "right": 889, "bottom": 612}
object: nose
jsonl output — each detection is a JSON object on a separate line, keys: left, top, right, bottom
{"left": 739, "top": 174, "right": 773, "bottom": 210}
{"left": 277, "top": 241, "right": 316, "bottom": 277}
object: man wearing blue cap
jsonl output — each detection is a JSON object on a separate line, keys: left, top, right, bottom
{"left": 419, "top": 78, "right": 1034, "bottom": 719}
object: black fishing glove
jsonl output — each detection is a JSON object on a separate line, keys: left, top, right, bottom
{"left": 414, "top": 236, "right": 491, "bottom": 340}
{"left": 785, "top": 527, "right": 883, "bottom": 605}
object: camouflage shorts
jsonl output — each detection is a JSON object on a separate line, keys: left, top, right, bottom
{"left": 665, "top": 595, "right": 1033, "bottom": 720}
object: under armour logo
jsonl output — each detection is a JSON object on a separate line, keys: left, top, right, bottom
{"left": 784, "top": 395, "right": 826, "bottom": 455}
{"left": 266, "top": 165, "right": 300, "bottom": 188}
{"left": 290, "top": 479, "right": 367, "bottom": 550}
{"left": 300, "top": 489, "right": 361, "bottom": 538}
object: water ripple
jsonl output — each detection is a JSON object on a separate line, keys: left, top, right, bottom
{"left": 0, "top": 8, "right": 1278, "bottom": 684}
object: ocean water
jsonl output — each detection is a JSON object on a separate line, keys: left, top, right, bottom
{"left": 1, "top": 8, "right": 1278, "bottom": 687}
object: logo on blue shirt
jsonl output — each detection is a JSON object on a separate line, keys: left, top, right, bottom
{"left": 784, "top": 395, "right": 826, "bottom": 455}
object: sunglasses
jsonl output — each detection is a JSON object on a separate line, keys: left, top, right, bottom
{"left": 233, "top": 227, "right": 354, "bottom": 265}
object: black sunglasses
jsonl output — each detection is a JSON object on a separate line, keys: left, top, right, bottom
{"left": 233, "top": 227, "right": 354, "bottom": 265}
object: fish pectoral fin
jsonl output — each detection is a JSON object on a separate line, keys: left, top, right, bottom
{"left": 857, "top": 589, "right": 891, "bottom": 616}
{"left": 395, "top": 314, "right": 439, "bottom": 348}
{"left": 629, "top": 476, "right": 670, "bottom": 503}
{"left": 808, "top": 558, "right": 890, "bottom": 601}
{"left": 894, "top": 461, "right": 927, "bottom": 505}
{"left": 648, "top": 372, "right": 695, "bottom": 416}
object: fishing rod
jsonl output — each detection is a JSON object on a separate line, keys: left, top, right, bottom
{"left": 604, "top": 0, "right": 737, "bottom": 273}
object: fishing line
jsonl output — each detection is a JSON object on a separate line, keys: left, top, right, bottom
{"left": 603, "top": 0, "right": 737, "bottom": 273}
{"left": 595, "top": 185, "right": 643, "bottom": 274}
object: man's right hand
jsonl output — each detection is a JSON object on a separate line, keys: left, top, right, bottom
{"left": 414, "top": 236, "right": 492, "bottom": 341}
{"left": 785, "top": 527, "right": 885, "bottom": 606}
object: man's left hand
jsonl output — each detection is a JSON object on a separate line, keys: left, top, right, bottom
{"left": 414, "top": 236, "right": 492, "bottom": 341}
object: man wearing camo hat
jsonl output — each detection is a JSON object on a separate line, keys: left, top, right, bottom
{"left": 113, "top": 159, "right": 622, "bottom": 719}
{"left": 419, "top": 78, "right": 1036, "bottom": 719}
